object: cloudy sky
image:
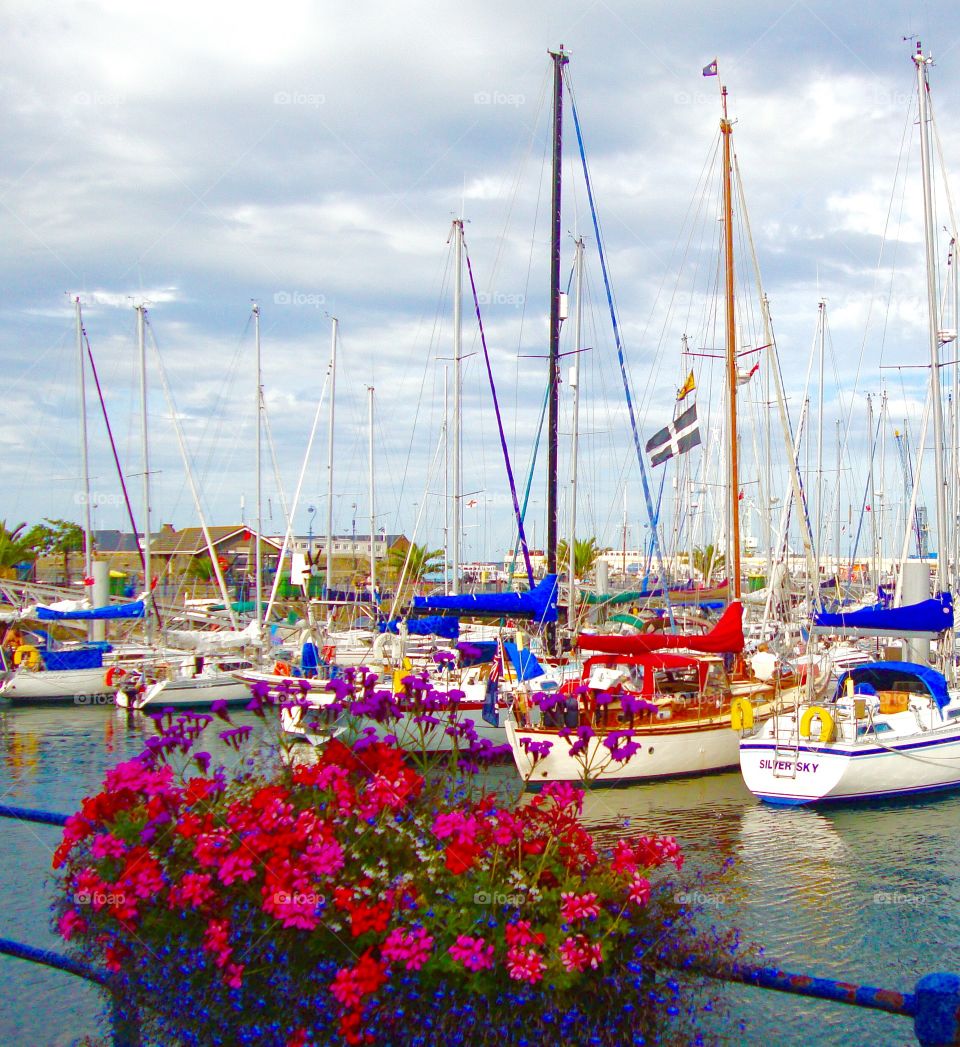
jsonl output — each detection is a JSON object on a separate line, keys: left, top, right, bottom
{"left": 2, "top": 0, "right": 958, "bottom": 566}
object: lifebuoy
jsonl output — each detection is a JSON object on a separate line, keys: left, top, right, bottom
{"left": 730, "top": 696, "right": 754, "bottom": 731}
{"left": 13, "top": 644, "right": 41, "bottom": 670}
{"left": 105, "top": 666, "right": 127, "bottom": 687}
{"left": 274, "top": 661, "right": 291, "bottom": 677}
{"left": 799, "top": 705, "right": 836, "bottom": 743}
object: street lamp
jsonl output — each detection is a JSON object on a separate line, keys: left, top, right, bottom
{"left": 307, "top": 505, "right": 317, "bottom": 559}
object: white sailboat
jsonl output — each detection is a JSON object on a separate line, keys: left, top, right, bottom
{"left": 740, "top": 43, "right": 960, "bottom": 805}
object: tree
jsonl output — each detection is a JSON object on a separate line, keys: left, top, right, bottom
{"left": 0, "top": 521, "right": 36, "bottom": 579}
{"left": 692, "top": 544, "right": 725, "bottom": 585}
{"left": 387, "top": 542, "right": 444, "bottom": 596}
{"left": 23, "top": 519, "right": 86, "bottom": 584}
{"left": 556, "top": 537, "right": 604, "bottom": 581}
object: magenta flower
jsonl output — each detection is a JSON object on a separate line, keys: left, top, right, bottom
{"left": 57, "top": 908, "right": 88, "bottom": 942}
{"left": 505, "top": 945, "right": 546, "bottom": 983}
{"left": 381, "top": 925, "right": 435, "bottom": 971}
{"left": 448, "top": 934, "right": 495, "bottom": 971}
{"left": 628, "top": 875, "right": 652, "bottom": 907}
{"left": 560, "top": 890, "right": 601, "bottom": 923}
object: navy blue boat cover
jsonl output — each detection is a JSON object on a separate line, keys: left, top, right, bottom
{"left": 35, "top": 600, "right": 146, "bottom": 621}
{"left": 812, "top": 593, "right": 953, "bottom": 638}
{"left": 411, "top": 574, "right": 559, "bottom": 624}
{"left": 837, "top": 661, "right": 951, "bottom": 713}
{"left": 380, "top": 616, "right": 460, "bottom": 640}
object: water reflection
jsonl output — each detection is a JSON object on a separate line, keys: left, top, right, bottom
{"left": 2, "top": 707, "right": 959, "bottom": 1045}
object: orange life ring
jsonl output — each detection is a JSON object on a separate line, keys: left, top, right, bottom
{"left": 321, "top": 644, "right": 336, "bottom": 663}
{"left": 105, "top": 666, "right": 127, "bottom": 687}
{"left": 274, "top": 661, "right": 291, "bottom": 677}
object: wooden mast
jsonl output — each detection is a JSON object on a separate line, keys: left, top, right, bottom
{"left": 547, "top": 45, "right": 568, "bottom": 652}
{"left": 721, "top": 84, "right": 742, "bottom": 601}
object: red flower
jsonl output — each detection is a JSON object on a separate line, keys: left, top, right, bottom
{"left": 444, "top": 842, "right": 479, "bottom": 875}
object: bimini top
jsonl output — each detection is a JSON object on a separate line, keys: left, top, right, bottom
{"left": 577, "top": 601, "right": 744, "bottom": 656}
{"left": 412, "top": 574, "right": 558, "bottom": 624}
{"left": 812, "top": 593, "right": 953, "bottom": 639}
{"left": 835, "top": 661, "right": 951, "bottom": 713}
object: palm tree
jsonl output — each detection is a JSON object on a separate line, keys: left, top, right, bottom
{"left": 0, "top": 521, "right": 36, "bottom": 579}
{"left": 692, "top": 544, "right": 725, "bottom": 585}
{"left": 556, "top": 537, "right": 603, "bottom": 581}
{"left": 387, "top": 542, "right": 444, "bottom": 596}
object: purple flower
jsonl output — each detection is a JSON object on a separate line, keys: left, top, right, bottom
{"left": 210, "top": 700, "right": 232, "bottom": 723}
{"left": 519, "top": 737, "right": 554, "bottom": 760}
{"left": 193, "top": 751, "right": 212, "bottom": 774}
{"left": 603, "top": 730, "right": 642, "bottom": 763}
{"left": 559, "top": 725, "right": 595, "bottom": 757}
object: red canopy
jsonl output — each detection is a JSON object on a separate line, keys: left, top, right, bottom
{"left": 576, "top": 601, "right": 744, "bottom": 656}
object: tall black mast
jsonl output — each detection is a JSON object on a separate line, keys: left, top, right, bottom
{"left": 547, "top": 46, "right": 568, "bottom": 649}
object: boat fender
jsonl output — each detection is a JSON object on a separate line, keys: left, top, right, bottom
{"left": 799, "top": 705, "right": 836, "bottom": 743}
{"left": 105, "top": 666, "right": 127, "bottom": 686}
{"left": 13, "top": 644, "right": 41, "bottom": 670}
{"left": 730, "top": 696, "right": 754, "bottom": 731}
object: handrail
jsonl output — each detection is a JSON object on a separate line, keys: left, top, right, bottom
{"left": 0, "top": 805, "right": 140, "bottom": 1046}
{"left": 3, "top": 805, "right": 958, "bottom": 1044}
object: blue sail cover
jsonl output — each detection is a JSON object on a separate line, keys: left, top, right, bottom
{"left": 811, "top": 593, "right": 953, "bottom": 638}
{"left": 837, "top": 661, "right": 951, "bottom": 713}
{"left": 35, "top": 600, "right": 145, "bottom": 622}
{"left": 411, "top": 574, "right": 559, "bottom": 624}
{"left": 380, "top": 616, "right": 460, "bottom": 640}
{"left": 502, "top": 641, "right": 545, "bottom": 681}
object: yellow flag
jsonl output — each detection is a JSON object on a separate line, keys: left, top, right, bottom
{"left": 676, "top": 370, "right": 695, "bottom": 401}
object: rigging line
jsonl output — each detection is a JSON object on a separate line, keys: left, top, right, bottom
{"left": 567, "top": 85, "right": 674, "bottom": 625}
{"left": 80, "top": 323, "right": 151, "bottom": 613}
{"left": 461, "top": 233, "right": 534, "bottom": 589}
{"left": 261, "top": 398, "right": 291, "bottom": 536}
{"left": 144, "top": 318, "right": 238, "bottom": 631}
{"left": 507, "top": 383, "right": 549, "bottom": 588}
{"left": 847, "top": 408, "right": 883, "bottom": 569}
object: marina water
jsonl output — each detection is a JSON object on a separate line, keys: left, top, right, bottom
{"left": 1, "top": 704, "right": 958, "bottom": 1046}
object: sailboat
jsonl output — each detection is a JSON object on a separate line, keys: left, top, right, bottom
{"left": 739, "top": 43, "right": 960, "bottom": 805}
{"left": 503, "top": 56, "right": 819, "bottom": 785}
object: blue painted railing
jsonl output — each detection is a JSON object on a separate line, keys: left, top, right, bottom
{"left": 0, "top": 804, "right": 140, "bottom": 1047}
{"left": 2, "top": 803, "right": 958, "bottom": 1045}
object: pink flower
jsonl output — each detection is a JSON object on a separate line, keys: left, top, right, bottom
{"left": 300, "top": 838, "right": 345, "bottom": 879}
{"left": 169, "top": 871, "right": 215, "bottom": 910}
{"left": 224, "top": 961, "right": 244, "bottom": 989}
{"left": 57, "top": 909, "right": 87, "bottom": 942}
{"left": 541, "top": 780, "right": 584, "bottom": 814}
{"left": 611, "top": 839, "right": 637, "bottom": 876}
{"left": 216, "top": 850, "right": 257, "bottom": 886}
{"left": 560, "top": 890, "right": 601, "bottom": 923}
{"left": 448, "top": 934, "right": 495, "bottom": 971}
{"left": 381, "top": 926, "right": 434, "bottom": 971}
{"left": 504, "top": 920, "right": 546, "bottom": 949}
{"left": 432, "top": 811, "right": 478, "bottom": 846}
{"left": 628, "top": 874, "right": 652, "bottom": 907}
{"left": 90, "top": 833, "right": 128, "bottom": 860}
{"left": 203, "top": 917, "right": 233, "bottom": 969}
{"left": 559, "top": 934, "right": 603, "bottom": 972}
{"left": 505, "top": 945, "right": 546, "bottom": 983}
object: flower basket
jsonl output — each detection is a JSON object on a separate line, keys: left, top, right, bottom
{"left": 53, "top": 673, "right": 740, "bottom": 1045}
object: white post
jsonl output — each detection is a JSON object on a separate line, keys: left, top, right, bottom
{"left": 452, "top": 218, "right": 463, "bottom": 596}
{"left": 368, "top": 386, "right": 376, "bottom": 608}
{"left": 325, "top": 317, "right": 338, "bottom": 617}
{"left": 253, "top": 302, "right": 263, "bottom": 644}
{"left": 136, "top": 304, "right": 153, "bottom": 644}
{"left": 567, "top": 237, "right": 584, "bottom": 633}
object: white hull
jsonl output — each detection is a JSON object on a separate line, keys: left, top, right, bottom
{"left": 0, "top": 666, "right": 113, "bottom": 703}
{"left": 116, "top": 674, "right": 252, "bottom": 709}
{"left": 505, "top": 713, "right": 750, "bottom": 785}
{"left": 740, "top": 712, "right": 960, "bottom": 805}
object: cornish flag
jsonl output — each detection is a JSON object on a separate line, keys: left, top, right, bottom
{"left": 645, "top": 403, "right": 702, "bottom": 468}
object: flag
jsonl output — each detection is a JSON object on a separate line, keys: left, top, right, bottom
{"left": 645, "top": 403, "right": 702, "bottom": 467}
{"left": 737, "top": 362, "right": 760, "bottom": 385}
{"left": 676, "top": 369, "right": 696, "bottom": 401}
{"left": 702, "top": 59, "right": 718, "bottom": 77}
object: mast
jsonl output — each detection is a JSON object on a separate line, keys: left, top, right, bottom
{"left": 136, "top": 304, "right": 153, "bottom": 643}
{"left": 368, "top": 385, "right": 376, "bottom": 609}
{"left": 443, "top": 365, "right": 450, "bottom": 595}
{"left": 915, "top": 42, "right": 948, "bottom": 597}
{"left": 75, "top": 297, "right": 93, "bottom": 586}
{"left": 720, "top": 83, "right": 742, "bottom": 600}
{"left": 325, "top": 317, "right": 337, "bottom": 617}
{"left": 253, "top": 302, "right": 263, "bottom": 637}
{"left": 547, "top": 46, "right": 568, "bottom": 650}
{"left": 451, "top": 218, "right": 463, "bottom": 596}
{"left": 816, "top": 300, "right": 825, "bottom": 565}
{"left": 567, "top": 236, "right": 584, "bottom": 633}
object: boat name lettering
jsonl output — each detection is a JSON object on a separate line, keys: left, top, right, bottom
{"left": 758, "top": 759, "right": 819, "bottom": 773}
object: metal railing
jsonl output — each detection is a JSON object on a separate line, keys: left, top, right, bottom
{"left": 2, "top": 803, "right": 958, "bottom": 1045}
{"left": 0, "top": 805, "right": 140, "bottom": 1047}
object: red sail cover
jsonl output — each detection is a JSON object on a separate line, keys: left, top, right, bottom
{"left": 576, "top": 601, "right": 744, "bottom": 656}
